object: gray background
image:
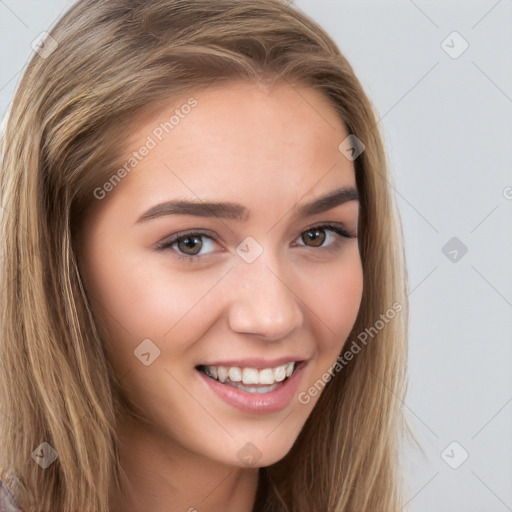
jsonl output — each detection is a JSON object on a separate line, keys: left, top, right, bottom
{"left": 1, "top": 1, "right": 511, "bottom": 510}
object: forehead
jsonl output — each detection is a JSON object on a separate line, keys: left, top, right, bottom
{"left": 99, "top": 80, "right": 356, "bottom": 216}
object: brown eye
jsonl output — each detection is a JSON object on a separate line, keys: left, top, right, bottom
{"left": 295, "top": 223, "right": 354, "bottom": 251}
{"left": 176, "top": 235, "right": 203, "bottom": 256}
{"left": 155, "top": 231, "right": 218, "bottom": 260}
{"left": 301, "top": 227, "right": 327, "bottom": 247}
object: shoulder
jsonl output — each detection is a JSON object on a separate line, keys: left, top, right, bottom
{"left": 0, "top": 470, "right": 31, "bottom": 512}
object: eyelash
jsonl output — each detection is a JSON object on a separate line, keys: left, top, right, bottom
{"left": 155, "top": 223, "right": 356, "bottom": 263}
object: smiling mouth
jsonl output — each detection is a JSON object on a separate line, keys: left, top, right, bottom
{"left": 195, "top": 361, "right": 303, "bottom": 394}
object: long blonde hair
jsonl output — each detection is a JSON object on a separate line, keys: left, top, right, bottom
{"left": 0, "top": 1, "right": 416, "bottom": 510}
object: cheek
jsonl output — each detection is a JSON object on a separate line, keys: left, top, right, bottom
{"left": 81, "top": 242, "right": 234, "bottom": 371}
{"left": 289, "top": 254, "right": 363, "bottom": 410}
{"left": 319, "top": 265, "right": 362, "bottom": 333}
{"left": 296, "top": 251, "right": 363, "bottom": 351}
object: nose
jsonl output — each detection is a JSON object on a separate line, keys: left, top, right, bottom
{"left": 226, "top": 253, "right": 304, "bottom": 340}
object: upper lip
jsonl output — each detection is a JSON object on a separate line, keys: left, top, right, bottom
{"left": 197, "top": 357, "right": 306, "bottom": 369}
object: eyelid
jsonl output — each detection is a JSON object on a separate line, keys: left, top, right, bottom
{"left": 153, "top": 229, "right": 219, "bottom": 253}
{"left": 154, "top": 222, "right": 356, "bottom": 261}
{"left": 298, "top": 221, "right": 356, "bottom": 240}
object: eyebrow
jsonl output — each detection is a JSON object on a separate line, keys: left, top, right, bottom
{"left": 135, "top": 186, "right": 359, "bottom": 224}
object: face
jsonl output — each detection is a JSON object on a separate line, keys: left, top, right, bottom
{"left": 78, "top": 79, "right": 363, "bottom": 468}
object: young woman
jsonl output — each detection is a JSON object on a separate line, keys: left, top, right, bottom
{"left": 0, "top": 1, "right": 414, "bottom": 510}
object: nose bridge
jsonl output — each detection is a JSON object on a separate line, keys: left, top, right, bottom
{"left": 226, "top": 245, "right": 303, "bottom": 339}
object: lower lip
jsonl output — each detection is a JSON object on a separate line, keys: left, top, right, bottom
{"left": 197, "top": 363, "right": 306, "bottom": 414}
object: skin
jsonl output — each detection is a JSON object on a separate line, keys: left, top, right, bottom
{"left": 77, "top": 79, "right": 363, "bottom": 512}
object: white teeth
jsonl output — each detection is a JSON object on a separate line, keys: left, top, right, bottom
{"left": 258, "top": 368, "right": 274, "bottom": 385}
{"left": 242, "top": 368, "right": 259, "bottom": 385}
{"left": 217, "top": 366, "right": 228, "bottom": 383}
{"left": 201, "top": 362, "right": 297, "bottom": 386}
{"left": 273, "top": 365, "right": 286, "bottom": 382}
{"left": 228, "top": 367, "right": 242, "bottom": 382}
{"left": 229, "top": 381, "right": 279, "bottom": 394}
